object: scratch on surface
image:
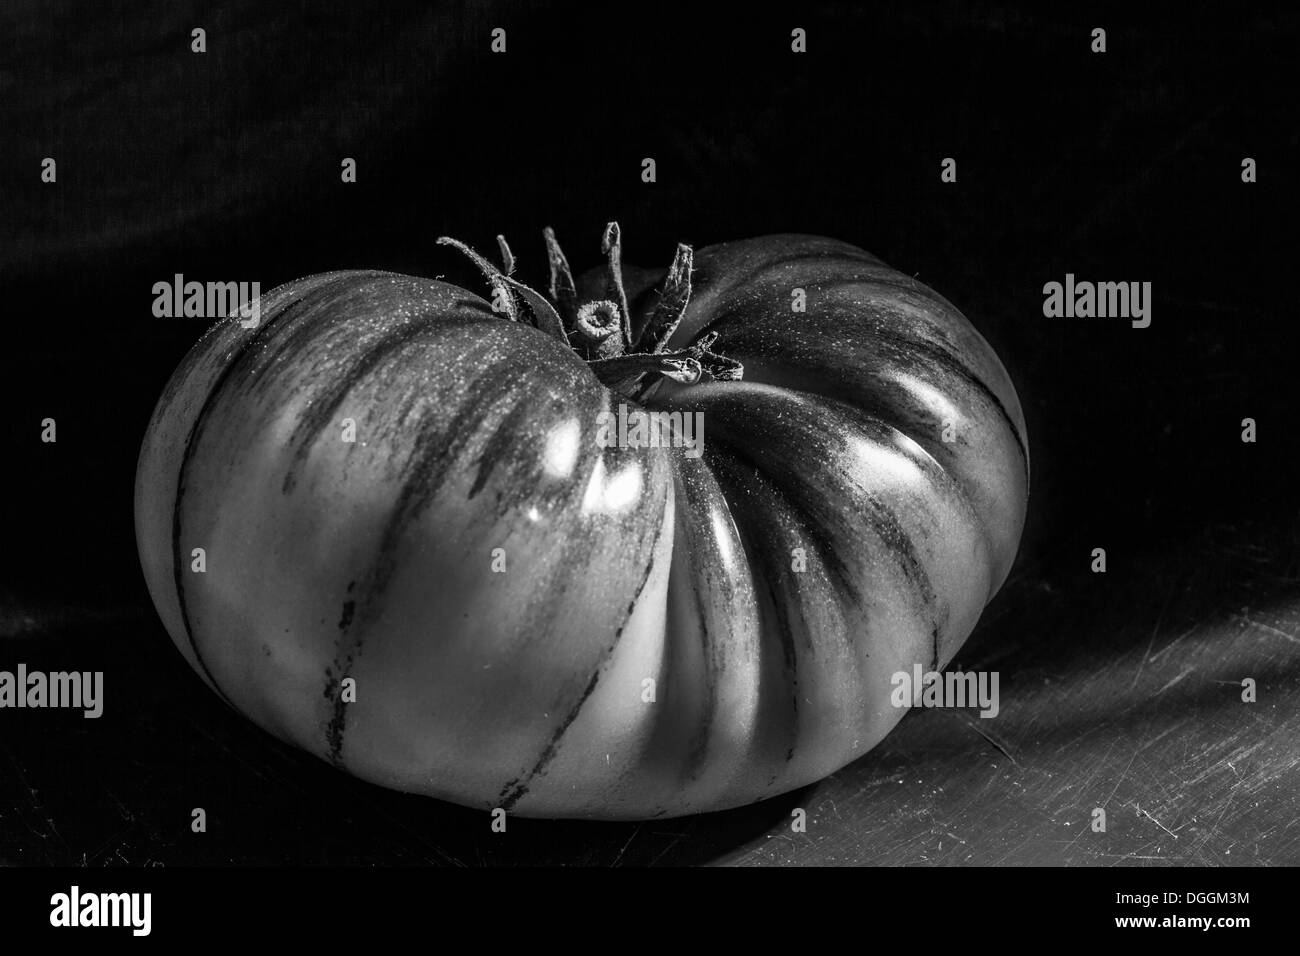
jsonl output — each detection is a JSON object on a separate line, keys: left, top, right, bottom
{"left": 1154, "top": 666, "right": 1194, "bottom": 696}
{"left": 1, "top": 743, "right": 67, "bottom": 859}
{"left": 1182, "top": 739, "right": 1267, "bottom": 788}
{"left": 953, "top": 711, "right": 1020, "bottom": 767}
{"left": 1064, "top": 738, "right": 1117, "bottom": 801}
{"left": 1132, "top": 802, "right": 1178, "bottom": 839}
{"left": 1141, "top": 724, "right": 1179, "bottom": 752}
{"left": 1129, "top": 629, "right": 1159, "bottom": 691}
{"left": 107, "top": 790, "right": 136, "bottom": 823}
{"left": 86, "top": 827, "right": 135, "bottom": 866}
{"left": 647, "top": 832, "right": 688, "bottom": 866}
{"left": 1103, "top": 838, "right": 1164, "bottom": 867}
{"left": 1239, "top": 615, "right": 1300, "bottom": 645}
{"left": 611, "top": 824, "right": 642, "bottom": 867}
{"left": 1101, "top": 747, "right": 1141, "bottom": 808}
{"left": 1202, "top": 791, "right": 1237, "bottom": 846}
{"left": 1148, "top": 626, "right": 1197, "bottom": 662}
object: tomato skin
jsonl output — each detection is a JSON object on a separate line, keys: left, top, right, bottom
{"left": 136, "top": 236, "right": 1028, "bottom": 819}
{"left": 652, "top": 234, "right": 1028, "bottom": 591}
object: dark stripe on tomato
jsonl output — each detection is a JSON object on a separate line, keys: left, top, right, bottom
{"left": 762, "top": 578, "right": 800, "bottom": 766}
{"left": 700, "top": 389, "right": 938, "bottom": 619}
{"left": 883, "top": 331, "right": 1029, "bottom": 482}
{"left": 718, "top": 452, "right": 861, "bottom": 645}
{"left": 700, "top": 452, "right": 804, "bottom": 769}
{"left": 466, "top": 397, "right": 546, "bottom": 501}
{"left": 280, "top": 317, "right": 448, "bottom": 496}
{"left": 323, "top": 352, "right": 540, "bottom": 764}
{"left": 496, "top": 668, "right": 601, "bottom": 813}
{"left": 661, "top": 462, "right": 737, "bottom": 790}
{"left": 708, "top": 395, "right": 951, "bottom": 681}
{"left": 495, "top": 497, "right": 670, "bottom": 812}
{"left": 712, "top": 296, "right": 1030, "bottom": 486}
{"left": 171, "top": 283, "right": 346, "bottom": 706}
{"left": 680, "top": 595, "right": 716, "bottom": 783}
{"left": 678, "top": 558, "right": 717, "bottom": 785}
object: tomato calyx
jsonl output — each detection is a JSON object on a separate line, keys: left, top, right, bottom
{"left": 438, "top": 222, "right": 744, "bottom": 400}
{"left": 573, "top": 300, "right": 625, "bottom": 361}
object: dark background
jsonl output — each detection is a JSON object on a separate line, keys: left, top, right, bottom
{"left": 1, "top": 1, "right": 1297, "bottom": 865}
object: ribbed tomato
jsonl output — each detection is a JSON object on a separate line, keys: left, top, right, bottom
{"left": 135, "top": 225, "right": 1028, "bottom": 819}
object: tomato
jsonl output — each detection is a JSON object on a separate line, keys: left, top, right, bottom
{"left": 135, "top": 225, "right": 1028, "bottom": 819}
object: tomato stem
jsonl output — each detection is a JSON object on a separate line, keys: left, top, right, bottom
{"left": 439, "top": 224, "right": 744, "bottom": 397}
{"left": 573, "top": 300, "right": 625, "bottom": 360}
{"left": 600, "top": 222, "right": 634, "bottom": 349}
{"left": 543, "top": 226, "right": 579, "bottom": 328}
{"left": 435, "top": 236, "right": 520, "bottom": 323}
{"left": 495, "top": 235, "right": 516, "bottom": 275}
{"left": 589, "top": 352, "right": 702, "bottom": 390}
{"left": 502, "top": 275, "right": 568, "bottom": 344}
{"left": 590, "top": 334, "right": 742, "bottom": 399}
{"left": 639, "top": 243, "right": 693, "bottom": 353}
